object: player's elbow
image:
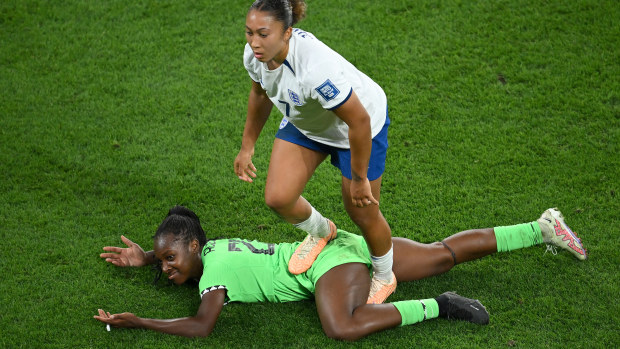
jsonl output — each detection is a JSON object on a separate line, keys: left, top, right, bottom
{"left": 193, "top": 331, "right": 210, "bottom": 338}
{"left": 191, "top": 327, "right": 213, "bottom": 338}
{"left": 186, "top": 319, "right": 214, "bottom": 338}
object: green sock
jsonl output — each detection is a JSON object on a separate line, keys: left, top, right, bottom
{"left": 392, "top": 299, "right": 439, "bottom": 326}
{"left": 495, "top": 222, "right": 543, "bottom": 252}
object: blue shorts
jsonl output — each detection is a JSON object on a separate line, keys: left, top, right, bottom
{"left": 275, "top": 112, "right": 390, "bottom": 181}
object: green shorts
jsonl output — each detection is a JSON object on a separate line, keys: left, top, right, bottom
{"left": 304, "top": 230, "right": 373, "bottom": 288}
{"left": 272, "top": 230, "right": 373, "bottom": 302}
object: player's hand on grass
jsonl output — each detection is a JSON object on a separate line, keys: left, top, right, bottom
{"left": 100, "top": 235, "right": 148, "bottom": 267}
{"left": 94, "top": 309, "right": 139, "bottom": 328}
{"left": 350, "top": 178, "right": 379, "bottom": 208}
{"left": 234, "top": 149, "right": 257, "bottom": 183}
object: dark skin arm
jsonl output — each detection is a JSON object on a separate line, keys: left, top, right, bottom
{"left": 100, "top": 235, "right": 158, "bottom": 267}
{"left": 332, "top": 90, "right": 379, "bottom": 208}
{"left": 94, "top": 289, "right": 226, "bottom": 337}
{"left": 98, "top": 236, "right": 227, "bottom": 337}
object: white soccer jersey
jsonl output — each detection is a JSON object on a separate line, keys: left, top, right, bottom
{"left": 243, "top": 28, "right": 387, "bottom": 148}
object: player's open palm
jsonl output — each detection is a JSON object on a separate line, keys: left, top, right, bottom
{"left": 94, "top": 309, "right": 139, "bottom": 328}
{"left": 100, "top": 235, "right": 148, "bottom": 267}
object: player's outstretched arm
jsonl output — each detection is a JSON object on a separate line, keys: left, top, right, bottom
{"left": 234, "top": 80, "right": 273, "bottom": 183}
{"left": 94, "top": 289, "right": 226, "bottom": 337}
{"left": 99, "top": 235, "right": 157, "bottom": 267}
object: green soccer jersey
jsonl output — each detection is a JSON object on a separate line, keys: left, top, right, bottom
{"left": 198, "top": 231, "right": 372, "bottom": 303}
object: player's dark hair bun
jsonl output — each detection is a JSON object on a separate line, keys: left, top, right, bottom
{"left": 289, "top": 0, "right": 307, "bottom": 26}
{"left": 168, "top": 205, "right": 200, "bottom": 221}
{"left": 250, "top": 0, "right": 307, "bottom": 28}
{"left": 156, "top": 205, "right": 207, "bottom": 247}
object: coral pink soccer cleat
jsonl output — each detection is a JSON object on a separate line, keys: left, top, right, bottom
{"left": 367, "top": 271, "right": 397, "bottom": 304}
{"left": 288, "top": 220, "right": 338, "bottom": 275}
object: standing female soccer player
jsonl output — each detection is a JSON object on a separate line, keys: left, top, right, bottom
{"left": 233, "top": 0, "right": 395, "bottom": 303}
{"left": 94, "top": 206, "right": 586, "bottom": 340}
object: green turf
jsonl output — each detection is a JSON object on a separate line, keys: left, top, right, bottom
{"left": 1, "top": 0, "right": 618, "bottom": 347}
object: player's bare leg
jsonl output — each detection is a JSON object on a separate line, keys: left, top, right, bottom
{"left": 391, "top": 209, "right": 587, "bottom": 283}
{"left": 265, "top": 139, "right": 325, "bottom": 223}
{"left": 342, "top": 175, "right": 396, "bottom": 304}
{"left": 315, "top": 263, "right": 488, "bottom": 341}
{"left": 391, "top": 228, "right": 498, "bottom": 282}
{"left": 315, "top": 263, "right": 402, "bottom": 341}
{"left": 265, "top": 139, "right": 337, "bottom": 274}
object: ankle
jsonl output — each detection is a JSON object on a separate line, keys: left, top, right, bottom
{"left": 435, "top": 294, "right": 449, "bottom": 318}
{"left": 370, "top": 245, "right": 394, "bottom": 282}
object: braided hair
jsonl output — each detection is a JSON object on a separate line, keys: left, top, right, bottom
{"left": 152, "top": 205, "right": 207, "bottom": 284}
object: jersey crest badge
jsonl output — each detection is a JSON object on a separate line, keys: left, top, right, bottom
{"left": 279, "top": 117, "right": 289, "bottom": 129}
{"left": 288, "top": 89, "right": 303, "bottom": 106}
{"left": 315, "top": 79, "right": 340, "bottom": 101}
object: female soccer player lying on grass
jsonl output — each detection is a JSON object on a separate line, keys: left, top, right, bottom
{"left": 94, "top": 206, "right": 586, "bottom": 340}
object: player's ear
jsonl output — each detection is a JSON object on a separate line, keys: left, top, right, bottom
{"left": 284, "top": 26, "right": 292, "bottom": 41}
{"left": 190, "top": 239, "right": 200, "bottom": 254}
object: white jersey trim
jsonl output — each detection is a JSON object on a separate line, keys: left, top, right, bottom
{"left": 200, "top": 285, "right": 229, "bottom": 305}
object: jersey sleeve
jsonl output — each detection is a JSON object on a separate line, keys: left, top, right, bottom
{"left": 199, "top": 262, "right": 230, "bottom": 301}
{"left": 200, "top": 285, "right": 228, "bottom": 301}
{"left": 243, "top": 43, "right": 260, "bottom": 83}
{"left": 305, "top": 61, "right": 353, "bottom": 110}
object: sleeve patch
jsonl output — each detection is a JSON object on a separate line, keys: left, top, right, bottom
{"left": 201, "top": 285, "right": 227, "bottom": 296}
{"left": 315, "top": 79, "right": 340, "bottom": 101}
{"left": 201, "top": 285, "right": 228, "bottom": 304}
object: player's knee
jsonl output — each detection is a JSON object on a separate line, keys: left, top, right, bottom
{"left": 321, "top": 322, "right": 360, "bottom": 341}
{"left": 264, "top": 190, "right": 294, "bottom": 212}
{"left": 349, "top": 213, "right": 370, "bottom": 229}
{"left": 433, "top": 241, "right": 458, "bottom": 269}
{"left": 349, "top": 211, "right": 388, "bottom": 233}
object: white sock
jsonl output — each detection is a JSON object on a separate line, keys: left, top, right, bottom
{"left": 293, "top": 206, "right": 330, "bottom": 238}
{"left": 371, "top": 244, "right": 394, "bottom": 281}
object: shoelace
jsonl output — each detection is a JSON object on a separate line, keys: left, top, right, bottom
{"left": 295, "top": 235, "right": 320, "bottom": 259}
{"left": 369, "top": 278, "right": 385, "bottom": 294}
{"left": 544, "top": 244, "right": 558, "bottom": 256}
{"left": 369, "top": 275, "right": 394, "bottom": 295}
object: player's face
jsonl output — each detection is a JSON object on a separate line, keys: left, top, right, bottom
{"left": 245, "top": 10, "right": 292, "bottom": 68}
{"left": 154, "top": 234, "right": 202, "bottom": 285}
